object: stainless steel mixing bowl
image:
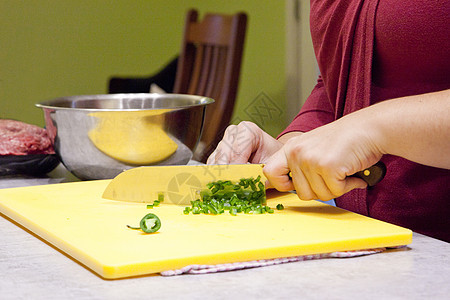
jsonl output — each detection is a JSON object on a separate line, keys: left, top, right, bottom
{"left": 36, "top": 93, "right": 214, "bottom": 180}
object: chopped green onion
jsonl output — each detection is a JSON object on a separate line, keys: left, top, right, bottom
{"left": 208, "top": 204, "right": 218, "bottom": 215}
{"left": 147, "top": 194, "right": 163, "bottom": 208}
{"left": 158, "top": 193, "right": 164, "bottom": 202}
{"left": 183, "top": 176, "right": 272, "bottom": 216}
{"left": 276, "top": 204, "right": 284, "bottom": 210}
{"left": 258, "top": 182, "right": 265, "bottom": 191}
{"left": 250, "top": 181, "right": 257, "bottom": 191}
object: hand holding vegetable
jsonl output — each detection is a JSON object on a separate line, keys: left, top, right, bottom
{"left": 207, "top": 121, "right": 283, "bottom": 164}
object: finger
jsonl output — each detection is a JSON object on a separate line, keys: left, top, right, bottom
{"left": 220, "top": 124, "right": 253, "bottom": 164}
{"left": 278, "top": 142, "right": 320, "bottom": 200}
{"left": 206, "top": 150, "right": 215, "bottom": 165}
{"left": 342, "top": 177, "right": 368, "bottom": 193}
{"left": 263, "top": 151, "right": 295, "bottom": 192}
{"left": 300, "top": 171, "right": 336, "bottom": 201}
{"left": 289, "top": 168, "right": 319, "bottom": 200}
{"left": 206, "top": 148, "right": 223, "bottom": 165}
{"left": 208, "top": 125, "right": 240, "bottom": 164}
{"left": 215, "top": 142, "right": 231, "bottom": 164}
{"left": 298, "top": 163, "right": 338, "bottom": 200}
{"left": 207, "top": 142, "right": 227, "bottom": 164}
{"left": 264, "top": 179, "right": 275, "bottom": 190}
{"left": 227, "top": 123, "right": 257, "bottom": 163}
{"left": 322, "top": 168, "right": 368, "bottom": 197}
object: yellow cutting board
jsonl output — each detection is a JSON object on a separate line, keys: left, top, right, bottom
{"left": 0, "top": 180, "right": 412, "bottom": 279}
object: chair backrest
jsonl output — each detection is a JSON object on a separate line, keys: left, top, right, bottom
{"left": 173, "top": 9, "right": 247, "bottom": 162}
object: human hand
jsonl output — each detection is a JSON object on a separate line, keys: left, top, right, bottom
{"left": 263, "top": 114, "right": 383, "bottom": 200}
{"left": 207, "top": 121, "right": 283, "bottom": 164}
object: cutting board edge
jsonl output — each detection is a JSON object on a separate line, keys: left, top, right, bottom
{"left": 0, "top": 206, "right": 106, "bottom": 278}
{"left": 99, "top": 230, "right": 413, "bottom": 279}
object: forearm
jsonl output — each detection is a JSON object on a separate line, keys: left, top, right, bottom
{"left": 364, "top": 89, "right": 450, "bottom": 169}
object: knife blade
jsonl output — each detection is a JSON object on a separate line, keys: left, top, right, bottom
{"left": 102, "top": 164, "right": 266, "bottom": 204}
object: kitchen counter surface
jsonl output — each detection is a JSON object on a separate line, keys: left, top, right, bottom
{"left": 1, "top": 166, "right": 449, "bottom": 299}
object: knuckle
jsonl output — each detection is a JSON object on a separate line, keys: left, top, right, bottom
{"left": 238, "top": 121, "right": 257, "bottom": 128}
{"left": 316, "top": 159, "right": 333, "bottom": 174}
{"left": 238, "top": 121, "right": 261, "bottom": 137}
{"left": 223, "top": 124, "right": 238, "bottom": 137}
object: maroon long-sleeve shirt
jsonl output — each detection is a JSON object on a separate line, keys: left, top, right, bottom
{"left": 280, "top": 0, "right": 450, "bottom": 241}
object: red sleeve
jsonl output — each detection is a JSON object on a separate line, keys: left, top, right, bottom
{"left": 278, "top": 76, "right": 335, "bottom": 138}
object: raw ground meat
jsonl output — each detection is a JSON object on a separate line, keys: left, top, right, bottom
{"left": 0, "top": 119, "right": 55, "bottom": 155}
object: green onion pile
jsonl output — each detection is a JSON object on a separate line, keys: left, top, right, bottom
{"left": 183, "top": 176, "right": 281, "bottom": 216}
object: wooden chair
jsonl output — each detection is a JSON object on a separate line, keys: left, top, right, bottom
{"left": 174, "top": 9, "right": 247, "bottom": 162}
{"left": 108, "top": 9, "right": 247, "bottom": 163}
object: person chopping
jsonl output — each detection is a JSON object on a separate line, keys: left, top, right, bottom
{"left": 208, "top": 0, "right": 450, "bottom": 242}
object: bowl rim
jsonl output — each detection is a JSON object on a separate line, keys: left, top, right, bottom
{"left": 35, "top": 93, "right": 215, "bottom": 112}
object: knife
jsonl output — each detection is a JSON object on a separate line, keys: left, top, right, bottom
{"left": 287, "top": 161, "right": 387, "bottom": 187}
{"left": 102, "top": 164, "right": 266, "bottom": 205}
{"left": 351, "top": 161, "right": 386, "bottom": 187}
{"left": 102, "top": 162, "right": 386, "bottom": 204}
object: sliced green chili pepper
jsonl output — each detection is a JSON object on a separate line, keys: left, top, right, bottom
{"left": 127, "top": 213, "right": 161, "bottom": 233}
{"left": 139, "top": 213, "right": 161, "bottom": 233}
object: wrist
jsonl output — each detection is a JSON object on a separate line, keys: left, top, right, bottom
{"left": 277, "top": 131, "right": 303, "bottom": 144}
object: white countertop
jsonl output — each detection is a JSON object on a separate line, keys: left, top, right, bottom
{"left": 1, "top": 165, "right": 449, "bottom": 299}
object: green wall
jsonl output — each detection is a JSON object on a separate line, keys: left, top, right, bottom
{"left": 0, "top": 0, "right": 286, "bottom": 136}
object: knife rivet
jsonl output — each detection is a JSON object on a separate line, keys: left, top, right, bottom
{"left": 364, "top": 170, "right": 371, "bottom": 176}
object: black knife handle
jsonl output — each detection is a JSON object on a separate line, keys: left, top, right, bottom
{"left": 285, "top": 161, "right": 386, "bottom": 187}
{"left": 352, "top": 161, "right": 387, "bottom": 187}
